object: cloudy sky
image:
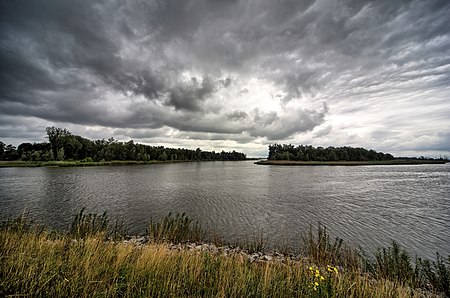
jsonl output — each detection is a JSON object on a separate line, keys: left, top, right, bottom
{"left": 1, "top": 0, "right": 449, "bottom": 157}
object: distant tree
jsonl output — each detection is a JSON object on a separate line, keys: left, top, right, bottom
{"left": 42, "top": 150, "right": 54, "bottom": 161}
{"left": 5, "top": 127, "right": 247, "bottom": 163}
{"left": 57, "top": 147, "right": 65, "bottom": 161}
{"left": 46, "top": 127, "right": 71, "bottom": 158}
{"left": 0, "top": 141, "right": 5, "bottom": 159}
{"left": 30, "top": 150, "right": 41, "bottom": 161}
{"left": 18, "top": 142, "right": 33, "bottom": 158}
{"left": 195, "top": 148, "right": 202, "bottom": 160}
{"left": 159, "top": 151, "right": 168, "bottom": 161}
{"left": 267, "top": 144, "right": 394, "bottom": 161}
{"left": 63, "top": 136, "right": 82, "bottom": 160}
{"left": 3, "top": 144, "right": 19, "bottom": 160}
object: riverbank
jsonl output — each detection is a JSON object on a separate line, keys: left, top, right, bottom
{"left": 0, "top": 159, "right": 193, "bottom": 168}
{"left": 0, "top": 159, "right": 253, "bottom": 168}
{"left": 1, "top": 212, "right": 449, "bottom": 297}
{"left": 255, "top": 159, "right": 448, "bottom": 166}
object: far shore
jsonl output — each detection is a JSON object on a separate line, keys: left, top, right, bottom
{"left": 0, "top": 160, "right": 194, "bottom": 168}
{"left": 0, "top": 159, "right": 253, "bottom": 168}
{"left": 255, "top": 159, "right": 448, "bottom": 166}
{"left": 1, "top": 158, "right": 447, "bottom": 168}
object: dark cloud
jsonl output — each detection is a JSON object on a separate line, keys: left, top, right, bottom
{"left": 226, "top": 110, "right": 248, "bottom": 121}
{"left": 166, "top": 76, "right": 216, "bottom": 111}
{"left": 0, "top": 0, "right": 449, "bottom": 156}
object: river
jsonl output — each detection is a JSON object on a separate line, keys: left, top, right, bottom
{"left": 0, "top": 161, "right": 449, "bottom": 259}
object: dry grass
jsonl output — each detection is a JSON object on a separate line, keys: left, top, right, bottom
{"left": 2, "top": 229, "right": 426, "bottom": 298}
{"left": 4, "top": 217, "right": 448, "bottom": 297}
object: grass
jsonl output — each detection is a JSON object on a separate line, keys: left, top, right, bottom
{"left": 0, "top": 159, "right": 193, "bottom": 168}
{"left": 302, "top": 223, "right": 362, "bottom": 270}
{"left": 69, "top": 208, "right": 126, "bottom": 241}
{"left": 1, "top": 212, "right": 449, "bottom": 297}
{"left": 148, "top": 212, "right": 205, "bottom": 244}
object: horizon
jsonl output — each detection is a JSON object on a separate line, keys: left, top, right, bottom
{"left": 3, "top": 126, "right": 448, "bottom": 160}
{"left": 1, "top": 0, "right": 449, "bottom": 159}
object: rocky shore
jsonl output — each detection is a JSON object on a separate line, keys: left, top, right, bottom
{"left": 123, "top": 235, "right": 303, "bottom": 264}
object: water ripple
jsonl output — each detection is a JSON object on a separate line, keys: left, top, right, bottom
{"left": 0, "top": 162, "right": 449, "bottom": 259}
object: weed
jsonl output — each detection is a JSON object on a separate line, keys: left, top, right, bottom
{"left": 147, "top": 212, "right": 204, "bottom": 243}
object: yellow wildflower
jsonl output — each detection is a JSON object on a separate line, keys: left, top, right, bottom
{"left": 314, "top": 281, "right": 319, "bottom": 286}
{"left": 320, "top": 276, "right": 325, "bottom": 281}
{"left": 327, "top": 265, "right": 339, "bottom": 274}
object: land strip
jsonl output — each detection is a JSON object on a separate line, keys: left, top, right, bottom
{"left": 255, "top": 159, "right": 448, "bottom": 166}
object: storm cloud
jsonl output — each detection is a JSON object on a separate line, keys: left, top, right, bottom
{"left": 1, "top": 0, "right": 449, "bottom": 157}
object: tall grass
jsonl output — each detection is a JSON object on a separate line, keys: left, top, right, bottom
{"left": 69, "top": 208, "right": 126, "bottom": 241}
{"left": 1, "top": 212, "right": 449, "bottom": 297}
{"left": 302, "top": 223, "right": 361, "bottom": 269}
{"left": 148, "top": 212, "right": 204, "bottom": 243}
{"left": 302, "top": 224, "right": 450, "bottom": 296}
{"left": 373, "top": 241, "right": 416, "bottom": 284}
{"left": 417, "top": 254, "right": 450, "bottom": 296}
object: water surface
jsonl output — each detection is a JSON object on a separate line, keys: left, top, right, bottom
{"left": 1, "top": 161, "right": 449, "bottom": 259}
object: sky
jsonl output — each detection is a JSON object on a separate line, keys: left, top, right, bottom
{"left": 1, "top": 0, "right": 449, "bottom": 158}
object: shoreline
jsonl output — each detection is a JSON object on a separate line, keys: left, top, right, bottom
{"left": 2, "top": 212, "right": 448, "bottom": 297}
{"left": 0, "top": 159, "right": 249, "bottom": 168}
{"left": 255, "top": 159, "right": 448, "bottom": 166}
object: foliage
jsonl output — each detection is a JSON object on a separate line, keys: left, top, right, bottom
{"left": 268, "top": 143, "right": 395, "bottom": 161}
{"left": 0, "top": 127, "right": 246, "bottom": 162}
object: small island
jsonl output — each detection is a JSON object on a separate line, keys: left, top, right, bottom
{"left": 255, "top": 144, "right": 448, "bottom": 166}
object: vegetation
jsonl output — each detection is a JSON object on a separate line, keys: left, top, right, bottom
{"left": 0, "top": 159, "right": 201, "bottom": 168}
{"left": 255, "top": 159, "right": 448, "bottom": 166}
{"left": 1, "top": 212, "right": 449, "bottom": 297}
{"left": 148, "top": 212, "right": 205, "bottom": 244}
{"left": 265, "top": 144, "right": 448, "bottom": 164}
{"left": 0, "top": 127, "right": 246, "bottom": 163}
{"left": 268, "top": 144, "right": 396, "bottom": 161}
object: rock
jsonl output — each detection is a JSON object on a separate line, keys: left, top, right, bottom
{"left": 137, "top": 236, "right": 147, "bottom": 244}
{"left": 263, "top": 255, "right": 273, "bottom": 261}
{"left": 248, "top": 253, "right": 259, "bottom": 262}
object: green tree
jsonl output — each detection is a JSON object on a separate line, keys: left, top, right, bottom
{"left": 159, "top": 151, "right": 168, "bottom": 161}
{"left": 4, "top": 144, "right": 19, "bottom": 160}
{"left": 57, "top": 147, "right": 65, "bottom": 161}
{"left": 30, "top": 150, "right": 41, "bottom": 161}
{"left": 46, "top": 127, "right": 71, "bottom": 157}
{"left": 0, "top": 141, "right": 5, "bottom": 159}
{"left": 42, "top": 150, "right": 54, "bottom": 161}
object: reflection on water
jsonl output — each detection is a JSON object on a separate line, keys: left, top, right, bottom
{"left": 0, "top": 161, "right": 449, "bottom": 259}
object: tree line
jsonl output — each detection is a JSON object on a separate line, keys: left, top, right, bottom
{"left": 268, "top": 144, "right": 395, "bottom": 161}
{"left": 0, "top": 127, "right": 246, "bottom": 162}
